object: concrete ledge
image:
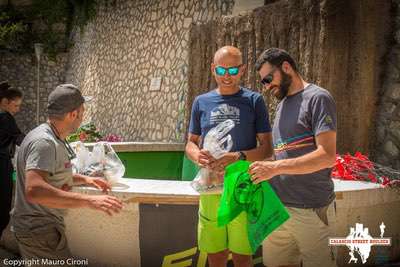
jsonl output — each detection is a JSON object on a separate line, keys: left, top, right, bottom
{"left": 74, "top": 178, "right": 199, "bottom": 205}
{"left": 73, "top": 178, "right": 396, "bottom": 207}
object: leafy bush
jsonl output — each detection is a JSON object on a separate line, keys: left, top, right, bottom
{"left": 0, "top": 6, "right": 29, "bottom": 51}
{"left": 0, "top": 0, "right": 97, "bottom": 57}
{"left": 67, "top": 122, "right": 122, "bottom": 143}
{"left": 66, "top": 122, "right": 103, "bottom": 143}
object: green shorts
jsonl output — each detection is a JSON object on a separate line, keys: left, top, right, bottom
{"left": 198, "top": 194, "right": 252, "bottom": 255}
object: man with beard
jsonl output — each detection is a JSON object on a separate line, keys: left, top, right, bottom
{"left": 186, "top": 46, "right": 273, "bottom": 267}
{"left": 11, "top": 84, "right": 123, "bottom": 266}
{"left": 250, "top": 48, "right": 337, "bottom": 267}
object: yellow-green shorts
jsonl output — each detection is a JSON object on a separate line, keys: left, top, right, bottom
{"left": 198, "top": 194, "right": 252, "bottom": 255}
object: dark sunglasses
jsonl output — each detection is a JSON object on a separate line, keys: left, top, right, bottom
{"left": 215, "top": 65, "right": 242, "bottom": 76}
{"left": 260, "top": 68, "right": 277, "bottom": 86}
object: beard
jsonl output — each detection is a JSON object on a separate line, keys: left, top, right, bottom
{"left": 274, "top": 70, "right": 292, "bottom": 100}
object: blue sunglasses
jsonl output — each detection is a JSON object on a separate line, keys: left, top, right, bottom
{"left": 215, "top": 65, "right": 241, "bottom": 76}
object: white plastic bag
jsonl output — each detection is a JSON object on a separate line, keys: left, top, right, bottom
{"left": 102, "top": 142, "right": 125, "bottom": 184}
{"left": 71, "top": 141, "right": 125, "bottom": 185}
{"left": 191, "top": 119, "right": 235, "bottom": 194}
{"left": 70, "top": 141, "right": 90, "bottom": 173}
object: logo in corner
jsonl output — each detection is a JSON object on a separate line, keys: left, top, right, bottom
{"left": 329, "top": 222, "right": 391, "bottom": 264}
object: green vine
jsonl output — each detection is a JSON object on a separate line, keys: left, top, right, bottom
{"left": 0, "top": 5, "right": 30, "bottom": 51}
{"left": 0, "top": 0, "right": 98, "bottom": 59}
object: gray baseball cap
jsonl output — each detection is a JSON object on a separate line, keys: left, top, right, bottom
{"left": 47, "top": 84, "right": 92, "bottom": 115}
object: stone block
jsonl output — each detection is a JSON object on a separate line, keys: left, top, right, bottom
{"left": 386, "top": 83, "right": 400, "bottom": 100}
{"left": 384, "top": 140, "right": 399, "bottom": 157}
{"left": 389, "top": 121, "right": 400, "bottom": 142}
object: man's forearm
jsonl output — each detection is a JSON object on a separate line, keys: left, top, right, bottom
{"left": 73, "top": 173, "right": 90, "bottom": 185}
{"left": 26, "top": 181, "right": 90, "bottom": 209}
{"left": 276, "top": 148, "right": 335, "bottom": 175}
{"left": 243, "top": 142, "right": 273, "bottom": 162}
{"left": 185, "top": 140, "right": 200, "bottom": 163}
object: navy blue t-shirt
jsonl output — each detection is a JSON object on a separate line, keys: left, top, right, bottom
{"left": 189, "top": 87, "right": 271, "bottom": 152}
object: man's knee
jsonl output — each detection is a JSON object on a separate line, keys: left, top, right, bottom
{"left": 232, "top": 253, "right": 252, "bottom": 267}
{"left": 207, "top": 250, "right": 229, "bottom": 267}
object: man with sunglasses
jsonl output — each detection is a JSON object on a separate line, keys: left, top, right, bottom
{"left": 10, "top": 84, "right": 123, "bottom": 266}
{"left": 186, "top": 46, "right": 273, "bottom": 267}
{"left": 250, "top": 48, "right": 337, "bottom": 267}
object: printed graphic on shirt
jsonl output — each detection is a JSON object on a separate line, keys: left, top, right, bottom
{"left": 324, "top": 115, "right": 333, "bottom": 124}
{"left": 274, "top": 132, "right": 315, "bottom": 154}
{"left": 64, "top": 162, "right": 72, "bottom": 169}
{"left": 210, "top": 104, "right": 240, "bottom": 124}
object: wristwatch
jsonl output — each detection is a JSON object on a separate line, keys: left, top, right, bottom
{"left": 238, "top": 151, "right": 247, "bottom": 160}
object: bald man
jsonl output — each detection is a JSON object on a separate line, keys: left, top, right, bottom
{"left": 185, "top": 46, "right": 273, "bottom": 267}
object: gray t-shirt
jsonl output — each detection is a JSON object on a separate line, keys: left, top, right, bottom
{"left": 10, "top": 123, "right": 73, "bottom": 233}
{"left": 270, "top": 84, "right": 336, "bottom": 208}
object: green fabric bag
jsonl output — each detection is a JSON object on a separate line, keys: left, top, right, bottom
{"left": 217, "top": 160, "right": 290, "bottom": 253}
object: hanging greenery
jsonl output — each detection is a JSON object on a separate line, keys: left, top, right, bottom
{"left": 69, "top": 0, "right": 97, "bottom": 33}
{"left": 0, "top": 5, "right": 30, "bottom": 51}
{"left": 0, "top": 0, "right": 98, "bottom": 59}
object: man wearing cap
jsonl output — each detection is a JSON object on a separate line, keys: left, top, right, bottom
{"left": 10, "top": 84, "right": 123, "bottom": 266}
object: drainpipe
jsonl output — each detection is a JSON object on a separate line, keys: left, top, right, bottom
{"left": 34, "top": 43, "right": 43, "bottom": 125}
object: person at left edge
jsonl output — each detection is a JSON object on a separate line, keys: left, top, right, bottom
{"left": 0, "top": 81, "right": 25, "bottom": 241}
{"left": 10, "top": 84, "right": 123, "bottom": 267}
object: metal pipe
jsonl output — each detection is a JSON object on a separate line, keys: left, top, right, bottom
{"left": 34, "top": 43, "right": 43, "bottom": 125}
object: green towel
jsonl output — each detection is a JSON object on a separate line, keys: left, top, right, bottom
{"left": 217, "top": 160, "right": 290, "bottom": 253}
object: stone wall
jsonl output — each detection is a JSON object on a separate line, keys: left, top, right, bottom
{"left": 375, "top": 0, "right": 400, "bottom": 168}
{"left": 187, "top": 0, "right": 391, "bottom": 156}
{"left": 1, "top": 0, "right": 398, "bottom": 165}
{"left": 65, "top": 0, "right": 234, "bottom": 142}
{"left": 0, "top": 52, "right": 68, "bottom": 133}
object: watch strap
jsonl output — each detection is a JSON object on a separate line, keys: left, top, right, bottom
{"left": 238, "top": 151, "right": 247, "bottom": 160}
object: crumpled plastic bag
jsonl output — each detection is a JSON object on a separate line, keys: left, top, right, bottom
{"left": 70, "top": 141, "right": 125, "bottom": 185}
{"left": 190, "top": 119, "right": 235, "bottom": 194}
{"left": 217, "top": 160, "right": 290, "bottom": 253}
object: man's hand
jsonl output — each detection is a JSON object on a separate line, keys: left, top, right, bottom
{"left": 209, "top": 152, "right": 239, "bottom": 171}
{"left": 85, "top": 177, "right": 111, "bottom": 193}
{"left": 87, "top": 195, "right": 123, "bottom": 216}
{"left": 73, "top": 174, "right": 112, "bottom": 193}
{"left": 197, "top": 149, "right": 216, "bottom": 168}
{"left": 249, "top": 160, "right": 281, "bottom": 184}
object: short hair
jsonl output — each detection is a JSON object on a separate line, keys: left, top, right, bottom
{"left": 48, "top": 105, "right": 82, "bottom": 121}
{"left": 0, "top": 81, "right": 23, "bottom": 101}
{"left": 255, "top": 48, "right": 298, "bottom": 72}
{"left": 48, "top": 113, "right": 67, "bottom": 121}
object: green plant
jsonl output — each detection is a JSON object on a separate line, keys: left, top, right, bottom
{"left": 30, "top": 0, "right": 70, "bottom": 58}
{"left": 67, "top": 122, "right": 122, "bottom": 143}
{"left": 0, "top": 0, "right": 98, "bottom": 57}
{"left": 67, "top": 122, "right": 103, "bottom": 143}
{"left": 0, "top": 6, "right": 29, "bottom": 51}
